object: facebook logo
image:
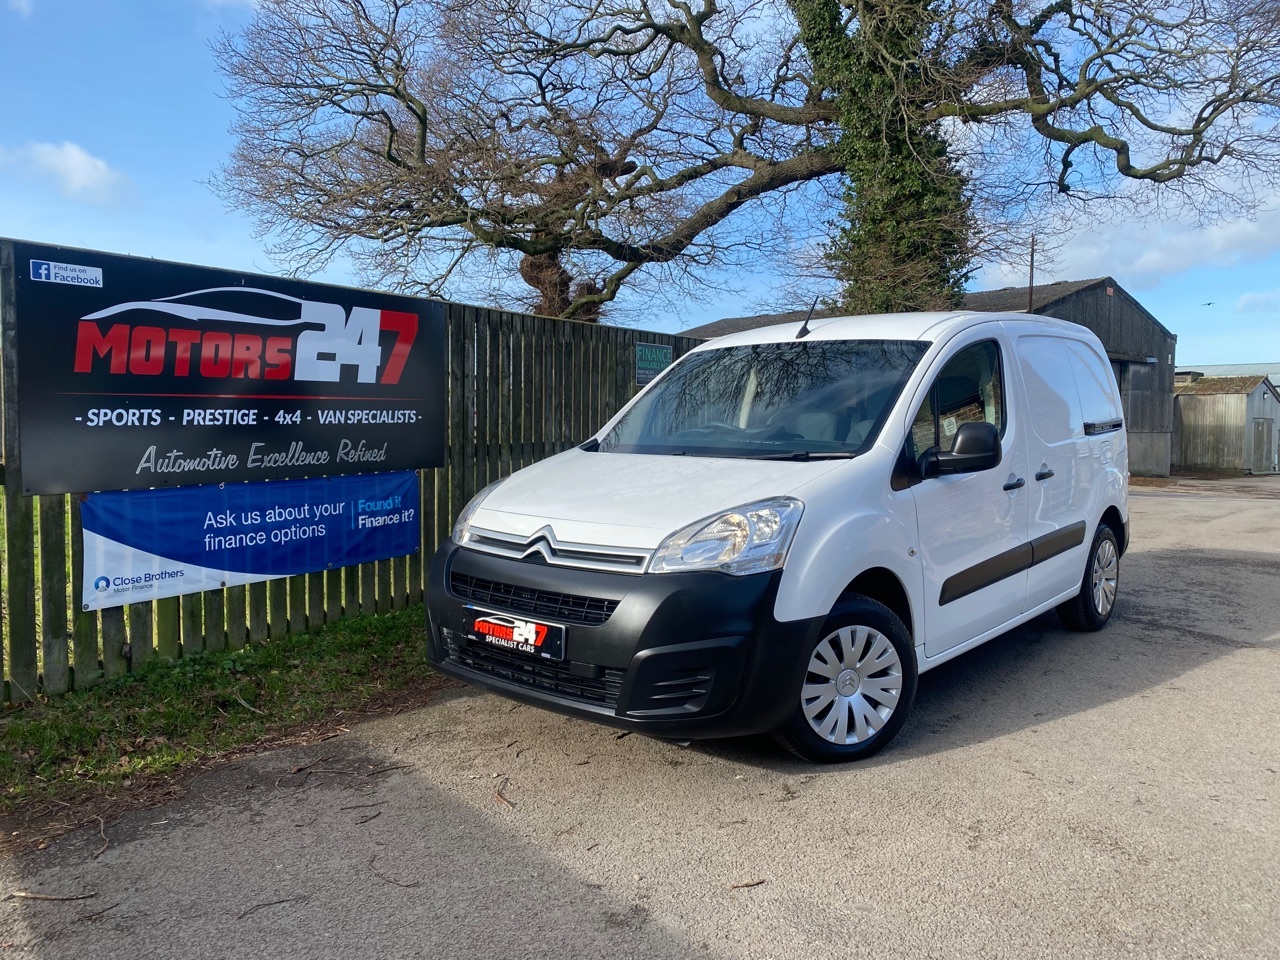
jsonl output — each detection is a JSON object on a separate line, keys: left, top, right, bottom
{"left": 28, "top": 259, "right": 103, "bottom": 287}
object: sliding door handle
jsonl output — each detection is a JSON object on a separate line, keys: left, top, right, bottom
{"left": 1035, "top": 468, "right": 1055, "bottom": 481}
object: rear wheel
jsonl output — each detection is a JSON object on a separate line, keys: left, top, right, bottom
{"left": 774, "top": 595, "right": 917, "bottom": 763}
{"left": 1057, "top": 523, "right": 1119, "bottom": 632}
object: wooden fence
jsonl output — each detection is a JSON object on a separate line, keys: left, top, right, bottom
{"left": 0, "top": 302, "right": 701, "bottom": 704}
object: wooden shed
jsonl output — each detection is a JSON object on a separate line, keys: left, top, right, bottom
{"left": 1173, "top": 375, "right": 1280, "bottom": 474}
{"left": 686, "top": 276, "right": 1177, "bottom": 476}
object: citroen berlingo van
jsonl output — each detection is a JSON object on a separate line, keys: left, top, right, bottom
{"left": 426, "top": 311, "right": 1128, "bottom": 761}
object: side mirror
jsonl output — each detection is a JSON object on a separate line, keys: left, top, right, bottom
{"left": 922, "top": 421, "right": 1001, "bottom": 477}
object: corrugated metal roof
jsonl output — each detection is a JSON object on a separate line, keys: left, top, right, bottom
{"left": 683, "top": 307, "right": 844, "bottom": 339}
{"left": 682, "top": 276, "right": 1168, "bottom": 340}
{"left": 960, "top": 278, "right": 1106, "bottom": 313}
{"left": 1174, "top": 375, "right": 1271, "bottom": 396}
{"left": 1177, "top": 363, "right": 1280, "bottom": 379}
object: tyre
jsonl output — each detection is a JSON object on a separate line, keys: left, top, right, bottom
{"left": 1056, "top": 523, "right": 1119, "bottom": 632}
{"left": 774, "top": 595, "right": 917, "bottom": 763}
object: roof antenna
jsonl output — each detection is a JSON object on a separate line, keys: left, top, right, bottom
{"left": 795, "top": 296, "right": 820, "bottom": 340}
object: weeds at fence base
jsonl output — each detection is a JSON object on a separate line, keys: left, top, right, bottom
{"left": 1, "top": 606, "right": 445, "bottom": 856}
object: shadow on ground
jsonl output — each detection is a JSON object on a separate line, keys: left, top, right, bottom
{"left": 688, "top": 545, "right": 1278, "bottom": 772}
{"left": 0, "top": 731, "right": 722, "bottom": 960}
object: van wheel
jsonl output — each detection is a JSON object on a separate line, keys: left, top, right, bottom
{"left": 774, "top": 596, "right": 917, "bottom": 763}
{"left": 1057, "top": 524, "right": 1119, "bottom": 632}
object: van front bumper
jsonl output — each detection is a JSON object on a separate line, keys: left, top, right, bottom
{"left": 425, "top": 541, "right": 824, "bottom": 739}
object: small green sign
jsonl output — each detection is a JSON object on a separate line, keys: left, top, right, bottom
{"left": 636, "top": 342, "right": 674, "bottom": 386}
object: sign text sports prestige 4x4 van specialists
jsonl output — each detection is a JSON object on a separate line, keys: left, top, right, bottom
{"left": 426, "top": 311, "right": 1128, "bottom": 761}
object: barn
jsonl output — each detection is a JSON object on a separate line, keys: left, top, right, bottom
{"left": 1172, "top": 374, "right": 1280, "bottom": 475}
{"left": 684, "top": 277, "right": 1177, "bottom": 476}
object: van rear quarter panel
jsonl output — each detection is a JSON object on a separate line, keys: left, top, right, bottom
{"left": 1061, "top": 333, "right": 1130, "bottom": 533}
{"left": 1010, "top": 322, "right": 1129, "bottom": 548}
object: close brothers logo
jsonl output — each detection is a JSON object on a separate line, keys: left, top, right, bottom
{"left": 474, "top": 615, "right": 549, "bottom": 649}
{"left": 94, "top": 570, "right": 186, "bottom": 592}
{"left": 71, "top": 287, "right": 418, "bottom": 385}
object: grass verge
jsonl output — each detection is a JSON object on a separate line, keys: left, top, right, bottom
{"left": 2, "top": 606, "right": 437, "bottom": 845}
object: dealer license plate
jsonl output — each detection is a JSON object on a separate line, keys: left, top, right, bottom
{"left": 464, "top": 607, "right": 566, "bottom": 661}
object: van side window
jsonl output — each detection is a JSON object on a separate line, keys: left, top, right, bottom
{"left": 909, "top": 340, "right": 1004, "bottom": 458}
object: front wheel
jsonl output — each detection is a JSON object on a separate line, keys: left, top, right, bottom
{"left": 1056, "top": 523, "right": 1119, "bottom": 632}
{"left": 774, "top": 596, "right": 917, "bottom": 763}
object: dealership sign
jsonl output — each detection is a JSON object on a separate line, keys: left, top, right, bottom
{"left": 81, "top": 471, "right": 419, "bottom": 610}
{"left": 635, "top": 341, "right": 673, "bottom": 386}
{"left": 2, "top": 239, "right": 446, "bottom": 494}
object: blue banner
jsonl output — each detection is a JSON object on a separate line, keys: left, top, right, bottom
{"left": 82, "top": 472, "right": 419, "bottom": 610}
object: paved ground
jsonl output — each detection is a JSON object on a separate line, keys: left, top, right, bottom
{"left": 3, "top": 490, "right": 1278, "bottom": 959}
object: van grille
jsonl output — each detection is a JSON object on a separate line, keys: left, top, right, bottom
{"left": 444, "top": 634, "right": 624, "bottom": 707}
{"left": 465, "top": 526, "right": 650, "bottom": 574}
{"left": 449, "top": 572, "right": 619, "bottom": 626}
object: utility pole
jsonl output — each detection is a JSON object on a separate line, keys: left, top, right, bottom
{"left": 1027, "top": 235, "right": 1036, "bottom": 313}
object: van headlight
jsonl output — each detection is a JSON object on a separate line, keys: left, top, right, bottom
{"left": 649, "top": 498, "right": 803, "bottom": 576}
{"left": 452, "top": 479, "right": 506, "bottom": 545}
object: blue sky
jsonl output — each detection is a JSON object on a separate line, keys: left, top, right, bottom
{"left": 2, "top": 0, "right": 1278, "bottom": 364}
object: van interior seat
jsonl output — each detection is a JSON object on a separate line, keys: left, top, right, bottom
{"left": 791, "top": 412, "right": 839, "bottom": 442}
{"left": 845, "top": 418, "right": 878, "bottom": 446}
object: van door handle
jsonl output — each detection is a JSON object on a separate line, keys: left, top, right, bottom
{"left": 1003, "top": 478, "right": 1025, "bottom": 491}
{"left": 1035, "top": 468, "right": 1055, "bottom": 481}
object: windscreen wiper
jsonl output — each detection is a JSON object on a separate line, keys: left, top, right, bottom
{"left": 744, "top": 450, "right": 857, "bottom": 461}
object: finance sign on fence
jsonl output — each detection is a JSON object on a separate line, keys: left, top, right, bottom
{"left": 2, "top": 239, "right": 447, "bottom": 494}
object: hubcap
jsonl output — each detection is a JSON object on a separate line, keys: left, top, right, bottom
{"left": 1092, "top": 538, "right": 1118, "bottom": 616}
{"left": 801, "top": 625, "right": 903, "bottom": 745}
{"left": 835, "top": 669, "right": 859, "bottom": 697}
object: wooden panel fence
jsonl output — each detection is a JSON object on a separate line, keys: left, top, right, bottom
{"left": 0, "top": 301, "right": 701, "bottom": 703}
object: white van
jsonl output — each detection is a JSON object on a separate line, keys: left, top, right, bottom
{"left": 426, "top": 311, "right": 1128, "bottom": 761}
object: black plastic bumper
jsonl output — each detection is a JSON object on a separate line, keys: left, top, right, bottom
{"left": 425, "top": 541, "right": 823, "bottom": 739}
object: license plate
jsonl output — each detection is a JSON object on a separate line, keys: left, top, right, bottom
{"left": 464, "top": 607, "right": 566, "bottom": 661}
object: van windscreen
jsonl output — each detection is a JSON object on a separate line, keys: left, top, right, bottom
{"left": 598, "top": 340, "right": 928, "bottom": 459}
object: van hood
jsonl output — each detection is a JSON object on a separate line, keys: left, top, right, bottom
{"left": 471, "top": 448, "right": 844, "bottom": 550}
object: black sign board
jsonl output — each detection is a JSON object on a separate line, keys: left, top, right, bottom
{"left": 1, "top": 240, "right": 446, "bottom": 494}
{"left": 636, "top": 341, "right": 674, "bottom": 386}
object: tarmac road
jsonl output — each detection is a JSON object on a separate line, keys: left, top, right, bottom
{"left": 3, "top": 490, "right": 1278, "bottom": 959}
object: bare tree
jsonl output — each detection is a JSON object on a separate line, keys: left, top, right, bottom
{"left": 215, "top": 0, "right": 1280, "bottom": 320}
{"left": 215, "top": 0, "right": 840, "bottom": 320}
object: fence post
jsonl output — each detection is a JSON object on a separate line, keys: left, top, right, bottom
{"left": 155, "top": 597, "right": 181, "bottom": 660}
{"left": 70, "top": 500, "right": 102, "bottom": 688}
{"left": 0, "top": 242, "right": 37, "bottom": 702}
{"left": 225, "top": 585, "right": 248, "bottom": 651}
{"left": 128, "top": 601, "right": 154, "bottom": 670}
{"left": 38, "top": 495, "right": 70, "bottom": 695}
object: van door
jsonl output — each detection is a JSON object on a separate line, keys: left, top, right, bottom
{"left": 910, "top": 337, "right": 1031, "bottom": 658}
{"left": 1017, "top": 336, "right": 1091, "bottom": 611}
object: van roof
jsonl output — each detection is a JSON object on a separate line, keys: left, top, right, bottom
{"left": 695, "top": 310, "right": 1085, "bottom": 348}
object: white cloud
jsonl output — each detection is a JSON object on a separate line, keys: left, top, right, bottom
{"left": 6, "top": 0, "right": 33, "bottom": 15}
{"left": 1236, "top": 289, "right": 1280, "bottom": 313}
{"left": 0, "top": 141, "right": 128, "bottom": 204}
{"left": 978, "top": 202, "right": 1280, "bottom": 292}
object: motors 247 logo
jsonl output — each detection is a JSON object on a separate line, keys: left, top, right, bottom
{"left": 473, "top": 614, "right": 549, "bottom": 652}
{"left": 71, "top": 287, "right": 418, "bottom": 385}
